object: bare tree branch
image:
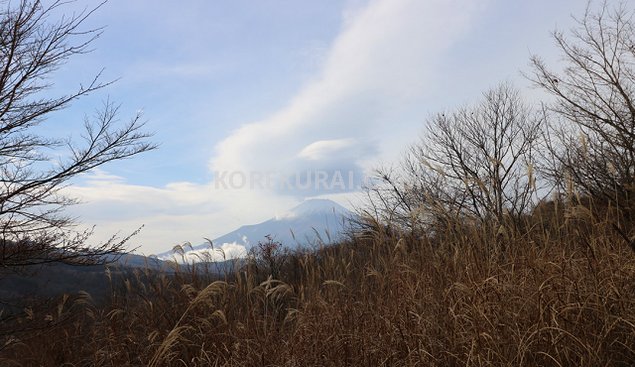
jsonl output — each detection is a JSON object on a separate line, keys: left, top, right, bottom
{"left": 0, "top": 1, "right": 156, "bottom": 273}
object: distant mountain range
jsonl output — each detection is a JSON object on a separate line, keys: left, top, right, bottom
{"left": 157, "top": 199, "right": 354, "bottom": 262}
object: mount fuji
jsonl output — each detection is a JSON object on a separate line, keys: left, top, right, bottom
{"left": 157, "top": 199, "right": 353, "bottom": 262}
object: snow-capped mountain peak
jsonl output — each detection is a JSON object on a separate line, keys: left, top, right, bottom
{"left": 158, "top": 199, "right": 353, "bottom": 262}
{"left": 284, "top": 199, "right": 350, "bottom": 218}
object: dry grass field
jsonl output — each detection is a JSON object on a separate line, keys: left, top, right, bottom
{"left": 2, "top": 198, "right": 634, "bottom": 366}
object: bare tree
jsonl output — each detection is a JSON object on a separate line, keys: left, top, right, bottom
{"left": 530, "top": 2, "right": 635, "bottom": 214}
{"left": 0, "top": 0, "right": 155, "bottom": 272}
{"left": 367, "top": 83, "right": 541, "bottom": 231}
{"left": 246, "top": 235, "right": 288, "bottom": 280}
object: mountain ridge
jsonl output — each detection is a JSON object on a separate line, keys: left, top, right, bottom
{"left": 158, "top": 199, "right": 353, "bottom": 262}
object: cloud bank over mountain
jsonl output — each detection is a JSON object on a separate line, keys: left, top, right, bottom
{"left": 209, "top": 0, "right": 486, "bottom": 192}
{"left": 64, "top": 0, "right": 584, "bottom": 254}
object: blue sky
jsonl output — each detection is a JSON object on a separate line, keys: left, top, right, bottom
{"left": 45, "top": 0, "right": 587, "bottom": 254}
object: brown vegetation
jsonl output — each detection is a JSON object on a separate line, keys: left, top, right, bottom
{"left": 1, "top": 202, "right": 634, "bottom": 366}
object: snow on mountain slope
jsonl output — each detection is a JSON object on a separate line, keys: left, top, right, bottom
{"left": 158, "top": 199, "right": 353, "bottom": 262}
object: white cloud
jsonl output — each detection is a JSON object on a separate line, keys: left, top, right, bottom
{"left": 65, "top": 0, "right": 489, "bottom": 255}
{"left": 66, "top": 173, "right": 298, "bottom": 255}
{"left": 299, "top": 138, "right": 361, "bottom": 161}
{"left": 159, "top": 241, "right": 247, "bottom": 263}
{"left": 209, "top": 0, "right": 487, "bottom": 176}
